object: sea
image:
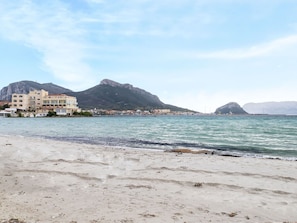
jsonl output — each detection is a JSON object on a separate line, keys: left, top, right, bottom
{"left": 1, "top": 115, "right": 297, "bottom": 160}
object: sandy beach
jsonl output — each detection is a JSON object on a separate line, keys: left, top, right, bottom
{"left": 0, "top": 135, "right": 297, "bottom": 223}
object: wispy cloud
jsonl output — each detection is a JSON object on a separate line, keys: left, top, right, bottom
{"left": 81, "top": 0, "right": 216, "bottom": 38}
{"left": 0, "top": 0, "right": 97, "bottom": 90}
{"left": 1, "top": 0, "right": 296, "bottom": 94}
{"left": 191, "top": 35, "right": 297, "bottom": 59}
{"left": 0, "top": 0, "right": 213, "bottom": 90}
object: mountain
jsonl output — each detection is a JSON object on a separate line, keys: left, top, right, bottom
{"left": 215, "top": 102, "right": 248, "bottom": 115}
{"left": 66, "top": 79, "right": 189, "bottom": 111}
{"left": 0, "top": 79, "right": 191, "bottom": 112}
{"left": 0, "top": 81, "right": 72, "bottom": 101}
{"left": 243, "top": 101, "right": 297, "bottom": 115}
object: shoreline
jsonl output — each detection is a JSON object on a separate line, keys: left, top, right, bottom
{"left": 1, "top": 135, "right": 297, "bottom": 222}
{"left": 2, "top": 133, "right": 297, "bottom": 162}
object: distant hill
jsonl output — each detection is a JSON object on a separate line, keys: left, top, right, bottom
{"left": 0, "top": 81, "right": 72, "bottom": 101}
{"left": 243, "top": 101, "right": 297, "bottom": 115}
{"left": 215, "top": 102, "right": 248, "bottom": 115}
{"left": 0, "top": 79, "right": 192, "bottom": 112}
{"left": 66, "top": 79, "right": 190, "bottom": 111}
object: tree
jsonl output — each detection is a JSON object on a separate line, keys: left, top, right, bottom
{"left": 0, "top": 104, "right": 9, "bottom": 110}
{"left": 47, "top": 110, "right": 57, "bottom": 117}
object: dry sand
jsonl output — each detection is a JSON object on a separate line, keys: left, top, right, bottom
{"left": 0, "top": 135, "right": 297, "bottom": 223}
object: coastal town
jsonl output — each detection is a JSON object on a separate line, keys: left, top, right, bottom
{"left": 0, "top": 89, "right": 80, "bottom": 117}
{"left": 0, "top": 89, "right": 195, "bottom": 117}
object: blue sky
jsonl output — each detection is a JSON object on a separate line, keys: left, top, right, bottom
{"left": 1, "top": 0, "right": 297, "bottom": 112}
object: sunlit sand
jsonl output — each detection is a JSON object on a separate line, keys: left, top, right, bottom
{"left": 1, "top": 136, "right": 296, "bottom": 222}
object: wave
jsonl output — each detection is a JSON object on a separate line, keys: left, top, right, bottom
{"left": 42, "top": 135, "right": 297, "bottom": 161}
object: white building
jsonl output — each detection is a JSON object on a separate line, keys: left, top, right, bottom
{"left": 10, "top": 90, "right": 80, "bottom": 116}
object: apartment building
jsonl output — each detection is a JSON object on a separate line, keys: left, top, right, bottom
{"left": 11, "top": 93, "right": 30, "bottom": 110}
{"left": 42, "top": 94, "right": 79, "bottom": 115}
{"left": 11, "top": 90, "right": 80, "bottom": 116}
{"left": 28, "top": 89, "right": 49, "bottom": 111}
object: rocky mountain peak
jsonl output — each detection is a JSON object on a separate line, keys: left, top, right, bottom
{"left": 100, "top": 79, "right": 135, "bottom": 90}
{"left": 0, "top": 81, "right": 72, "bottom": 101}
{"left": 215, "top": 102, "right": 248, "bottom": 115}
{"left": 1, "top": 79, "right": 192, "bottom": 112}
{"left": 100, "top": 79, "right": 122, "bottom": 87}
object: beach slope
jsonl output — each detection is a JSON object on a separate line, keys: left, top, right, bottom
{"left": 0, "top": 136, "right": 297, "bottom": 222}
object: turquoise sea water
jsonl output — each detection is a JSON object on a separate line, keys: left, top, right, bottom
{"left": 1, "top": 115, "right": 297, "bottom": 160}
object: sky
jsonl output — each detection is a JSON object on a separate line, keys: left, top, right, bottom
{"left": 1, "top": 0, "right": 297, "bottom": 112}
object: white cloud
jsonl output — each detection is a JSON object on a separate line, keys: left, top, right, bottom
{"left": 191, "top": 35, "right": 297, "bottom": 59}
{"left": 1, "top": 0, "right": 296, "bottom": 97}
{"left": 80, "top": 0, "right": 217, "bottom": 38}
{"left": 0, "top": 0, "right": 98, "bottom": 90}
{"left": 85, "top": 0, "right": 104, "bottom": 3}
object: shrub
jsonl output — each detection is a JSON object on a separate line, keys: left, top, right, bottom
{"left": 47, "top": 111, "right": 57, "bottom": 117}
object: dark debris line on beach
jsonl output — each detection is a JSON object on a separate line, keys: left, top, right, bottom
{"left": 1, "top": 220, "right": 79, "bottom": 223}
{"left": 1, "top": 220, "right": 26, "bottom": 223}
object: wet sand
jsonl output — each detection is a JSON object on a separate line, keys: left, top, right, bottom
{"left": 1, "top": 135, "right": 297, "bottom": 222}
